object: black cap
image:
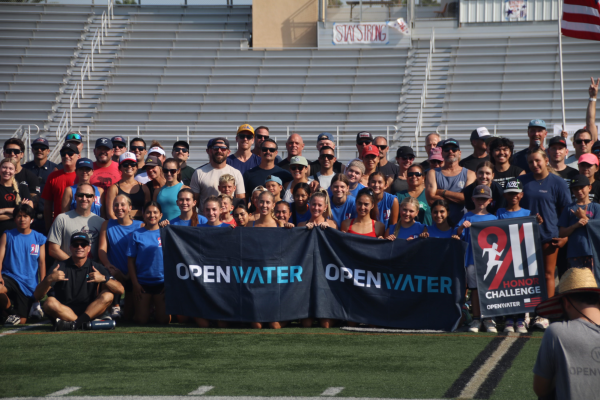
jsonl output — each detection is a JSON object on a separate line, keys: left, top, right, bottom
{"left": 31, "top": 137, "right": 49, "bottom": 149}
{"left": 76, "top": 158, "right": 94, "bottom": 170}
{"left": 470, "top": 127, "right": 491, "bottom": 141}
{"left": 503, "top": 178, "right": 523, "bottom": 193}
{"left": 172, "top": 140, "right": 189, "bottom": 150}
{"left": 60, "top": 142, "right": 80, "bottom": 155}
{"left": 592, "top": 141, "right": 600, "bottom": 154}
{"left": 548, "top": 136, "right": 568, "bottom": 148}
{"left": 144, "top": 155, "right": 162, "bottom": 168}
{"left": 95, "top": 137, "right": 113, "bottom": 150}
{"left": 440, "top": 138, "right": 460, "bottom": 149}
{"left": 570, "top": 174, "right": 591, "bottom": 188}
{"left": 207, "top": 137, "right": 230, "bottom": 149}
{"left": 396, "top": 146, "right": 415, "bottom": 158}
{"left": 356, "top": 131, "right": 373, "bottom": 143}
{"left": 111, "top": 136, "right": 127, "bottom": 146}
{"left": 70, "top": 231, "right": 91, "bottom": 245}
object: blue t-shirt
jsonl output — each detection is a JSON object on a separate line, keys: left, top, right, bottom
{"left": 558, "top": 202, "right": 600, "bottom": 258}
{"left": 226, "top": 153, "right": 262, "bottom": 176}
{"left": 1, "top": 229, "right": 46, "bottom": 297}
{"left": 519, "top": 173, "right": 571, "bottom": 243}
{"left": 496, "top": 208, "right": 531, "bottom": 220}
{"left": 197, "top": 222, "right": 231, "bottom": 228}
{"left": 106, "top": 219, "right": 143, "bottom": 275}
{"left": 377, "top": 192, "right": 396, "bottom": 230}
{"left": 170, "top": 215, "right": 208, "bottom": 226}
{"left": 388, "top": 221, "right": 425, "bottom": 240}
{"left": 330, "top": 195, "right": 357, "bottom": 229}
{"left": 126, "top": 228, "right": 164, "bottom": 285}
{"left": 70, "top": 184, "right": 102, "bottom": 216}
{"left": 427, "top": 224, "right": 457, "bottom": 238}
{"left": 458, "top": 212, "right": 498, "bottom": 266}
{"left": 291, "top": 208, "right": 312, "bottom": 225}
{"left": 327, "top": 183, "right": 366, "bottom": 199}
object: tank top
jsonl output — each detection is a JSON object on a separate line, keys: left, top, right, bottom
{"left": 434, "top": 167, "right": 469, "bottom": 226}
{"left": 106, "top": 219, "right": 143, "bottom": 274}
{"left": 116, "top": 182, "right": 146, "bottom": 212}
{"left": 156, "top": 181, "right": 183, "bottom": 221}
{"left": 69, "top": 184, "right": 102, "bottom": 216}
{"left": 347, "top": 218, "right": 377, "bottom": 237}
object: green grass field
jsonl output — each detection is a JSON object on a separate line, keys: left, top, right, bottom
{"left": 0, "top": 322, "right": 544, "bottom": 399}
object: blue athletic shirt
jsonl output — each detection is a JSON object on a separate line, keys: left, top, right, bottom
{"left": 170, "top": 215, "right": 208, "bottom": 226}
{"left": 106, "top": 219, "right": 143, "bottom": 275}
{"left": 327, "top": 183, "right": 366, "bottom": 199}
{"left": 377, "top": 192, "right": 396, "bottom": 230}
{"left": 426, "top": 224, "right": 457, "bottom": 238}
{"left": 458, "top": 212, "right": 498, "bottom": 266}
{"left": 1, "top": 229, "right": 46, "bottom": 297}
{"left": 197, "top": 223, "right": 231, "bottom": 228}
{"left": 519, "top": 173, "right": 571, "bottom": 243}
{"left": 496, "top": 208, "right": 531, "bottom": 220}
{"left": 290, "top": 208, "right": 312, "bottom": 225}
{"left": 226, "top": 153, "right": 262, "bottom": 176}
{"left": 387, "top": 221, "right": 425, "bottom": 240}
{"left": 126, "top": 228, "right": 164, "bottom": 285}
{"left": 558, "top": 202, "right": 600, "bottom": 258}
{"left": 70, "top": 184, "right": 102, "bottom": 216}
{"left": 330, "top": 195, "right": 357, "bottom": 229}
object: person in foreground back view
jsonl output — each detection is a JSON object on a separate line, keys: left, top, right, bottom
{"left": 533, "top": 267, "right": 600, "bottom": 400}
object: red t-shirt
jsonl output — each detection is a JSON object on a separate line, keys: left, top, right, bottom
{"left": 41, "top": 169, "right": 76, "bottom": 220}
{"left": 75, "top": 161, "right": 122, "bottom": 191}
{"left": 222, "top": 218, "right": 237, "bottom": 228}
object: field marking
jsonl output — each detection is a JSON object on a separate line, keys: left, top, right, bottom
{"left": 0, "top": 322, "right": 49, "bottom": 338}
{"left": 46, "top": 387, "right": 81, "bottom": 397}
{"left": 320, "top": 387, "right": 344, "bottom": 396}
{"left": 188, "top": 387, "right": 214, "bottom": 396}
{"left": 341, "top": 327, "right": 446, "bottom": 334}
{"left": 457, "top": 334, "right": 519, "bottom": 399}
{"left": 13, "top": 397, "right": 446, "bottom": 400}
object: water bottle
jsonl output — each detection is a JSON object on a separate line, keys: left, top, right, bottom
{"left": 84, "top": 320, "right": 116, "bottom": 330}
{"left": 534, "top": 140, "right": 541, "bottom": 149}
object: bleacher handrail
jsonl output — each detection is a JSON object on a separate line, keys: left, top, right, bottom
{"left": 49, "top": 111, "right": 72, "bottom": 163}
{"left": 413, "top": 27, "right": 434, "bottom": 157}
{"left": 69, "top": 81, "right": 81, "bottom": 127}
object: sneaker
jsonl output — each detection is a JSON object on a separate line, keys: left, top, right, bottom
{"left": 483, "top": 318, "right": 497, "bottom": 333}
{"left": 533, "top": 316, "right": 549, "bottom": 330}
{"left": 468, "top": 319, "right": 481, "bottom": 333}
{"left": 524, "top": 312, "right": 531, "bottom": 328}
{"left": 3, "top": 315, "right": 21, "bottom": 326}
{"left": 109, "top": 306, "right": 122, "bottom": 320}
{"left": 54, "top": 319, "right": 75, "bottom": 331}
{"left": 503, "top": 319, "right": 514, "bottom": 333}
{"left": 516, "top": 320, "right": 528, "bottom": 333}
{"left": 28, "top": 301, "right": 44, "bottom": 319}
{"left": 94, "top": 311, "right": 112, "bottom": 321}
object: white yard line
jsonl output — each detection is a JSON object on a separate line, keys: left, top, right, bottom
{"left": 320, "top": 388, "right": 344, "bottom": 396}
{"left": 0, "top": 322, "right": 48, "bottom": 338}
{"left": 46, "top": 387, "right": 81, "bottom": 397}
{"left": 188, "top": 387, "right": 215, "bottom": 396}
{"left": 11, "top": 397, "right": 445, "bottom": 400}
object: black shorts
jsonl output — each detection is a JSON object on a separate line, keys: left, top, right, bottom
{"left": 2, "top": 274, "right": 34, "bottom": 318}
{"left": 64, "top": 302, "right": 90, "bottom": 317}
{"left": 124, "top": 279, "right": 133, "bottom": 293}
{"left": 141, "top": 283, "right": 164, "bottom": 296}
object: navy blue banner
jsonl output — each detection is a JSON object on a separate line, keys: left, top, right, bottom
{"left": 162, "top": 227, "right": 467, "bottom": 331}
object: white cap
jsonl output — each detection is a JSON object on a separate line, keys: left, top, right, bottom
{"left": 119, "top": 152, "right": 137, "bottom": 164}
{"left": 148, "top": 146, "right": 166, "bottom": 156}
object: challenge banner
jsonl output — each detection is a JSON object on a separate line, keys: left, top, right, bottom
{"left": 162, "top": 227, "right": 466, "bottom": 331}
{"left": 470, "top": 217, "right": 547, "bottom": 318}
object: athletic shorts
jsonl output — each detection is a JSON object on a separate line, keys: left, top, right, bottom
{"left": 1, "top": 274, "right": 33, "bottom": 318}
{"left": 141, "top": 283, "right": 164, "bottom": 296}
{"left": 466, "top": 264, "right": 477, "bottom": 289}
{"left": 60, "top": 301, "right": 89, "bottom": 317}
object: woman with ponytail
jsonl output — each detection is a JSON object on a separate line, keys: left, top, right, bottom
{"left": 298, "top": 188, "right": 337, "bottom": 229}
{"left": 170, "top": 188, "right": 207, "bottom": 226}
{"left": 341, "top": 187, "right": 385, "bottom": 238}
{"left": 0, "top": 158, "right": 31, "bottom": 237}
{"left": 250, "top": 191, "right": 287, "bottom": 227}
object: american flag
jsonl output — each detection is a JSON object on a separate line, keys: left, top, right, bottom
{"left": 524, "top": 297, "right": 542, "bottom": 308}
{"left": 562, "top": 0, "right": 600, "bottom": 41}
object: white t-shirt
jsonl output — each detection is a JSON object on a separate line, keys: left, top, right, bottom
{"left": 282, "top": 178, "right": 314, "bottom": 203}
{"left": 190, "top": 163, "right": 245, "bottom": 210}
{"left": 315, "top": 171, "right": 335, "bottom": 190}
{"left": 47, "top": 210, "right": 105, "bottom": 261}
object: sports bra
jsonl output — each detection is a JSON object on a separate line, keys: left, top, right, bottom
{"left": 347, "top": 218, "right": 376, "bottom": 237}
{"left": 116, "top": 182, "right": 146, "bottom": 211}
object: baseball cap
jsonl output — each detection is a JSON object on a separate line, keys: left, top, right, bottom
{"left": 470, "top": 127, "right": 491, "bottom": 141}
{"left": 289, "top": 156, "right": 309, "bottom": 166}
{"left": 503, "top": 178, "right": 523, "bottom": 193}
{"left": 578, "top": 153, "right": 599, "bottom": 166}
{"left": 356, "top": 131, "right": 373, "bottom": 143}
{"left": 361, "top": 144, "right": 379, "bottom": 158}
{"left": 528, "top": 119, "right": 547, "bottom": 129}
{"left": 148, "top": 146, "right": 166, "bottom": 156}
{"left": 548, "top": 136, "right": 568, "bottom": 148}
{"left": 76, "top": 158, "right": 93, "bottom": 170}
{"left": 31, "top": 137, "right": 49, "bottom": 149}
{"left": 65, "top": 132, "right": 83, "bottom": 143}
{"left": 111, "top": 136, "right": 126, "bottom": 146}
{"left": 592, "top": 141, "right": 600, "bottom": 154}
{"left": 207, "top": 137, "right": 230, "bottom": 149}
{"left": 535, "top": 268, "right": 600, "bottom": 319}
{"left": 317, "top": 132, "right": 334, "bottom": 142}
{"left": 60, "top": 142, "right": 80, "bottom": 155}
{"left": 440, "top": 138, "right": 460, "bottom": 149}
{"left": 144, "top": 155, "right": 162, "bottom": 168}
{"left": 472, "top": 185, "right": 492, "bottom": 199}
{"left": 570, "top": 174, "right": 591, "bottom": 188}
{"left": 237, "top": 124, "right": 255, "bottom": 135}
{"left": 172, "top": 140, "right": 189, "bottom": 150}
{"left": 95, "top": 137, "right": 113, "bottom": 150}
{"left": 396, "top": 146, "right": 415, "bottom": 158}
{"left": 70, "top": 231, "right": 91, "bottom": 245}
{"left": 428, "top": 147, "right": 443, "bottom": 161}
{"left": 119, "top": 152, "right": 137, "bottom": 165}
{"left": 265, "top": 175, "right": 283, "bottom": 185}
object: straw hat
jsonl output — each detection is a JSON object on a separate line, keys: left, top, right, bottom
{"left": 535, "top": 268, "right": 600, "bottom": 319}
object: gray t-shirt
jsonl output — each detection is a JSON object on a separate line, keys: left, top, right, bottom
{"left": 533, "top": 318, "right": 600, "bottom": 400}
{"left": 47, "top": 210, "right": 104, "bottom": 260}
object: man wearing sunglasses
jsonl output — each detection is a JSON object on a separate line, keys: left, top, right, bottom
{"left": 3, "top": 138, "right": 39, "bottom": 208}
{"left": 243, "top": 138, "right": 291, "bottom": 201}
{"left": 565, "top": 129, "right": 594, "bottom": 169}
{"left": 373, "top": 136, "right": 399, "bottom": 181}
{"left": 425, "top": 138, "right": 476, "bottom": 225}
{"left": 131, "top": 138, "right": 149, "bottom": 183}
{"left": 309, "top": 132, "right": 345, "bottom": 176}
{"left": 56, "top": 133, "right": 84, "bottom": 170}
{"left": 511, "top": 120, "right": 548, "bottom": 173}
{"left": 312, "top": 146, "right": 337, "bottom": 190}
{"left": 251, "top": 126, "right": 281, "bottom": 164}
{"left": 47, "top": 183, "right": 104, "bottom": 262}
{"left": 82, "top": 138, "right": 121, "bottom": 192}
{"left": 227, "top": 124, "right": 262, "bottom": 175}
{"left": 459, "top": 127, "right": 491, "bottom": 172}
{"left": 111, "top": 136, "right": 127, "bottom": 163}
{"left": 190, "top": 138, "right": 245, "bottom": 214}
{"left": 172, "top": 140, "right": 194, "bottom": 186}
{"left": 355, "top": 131, "right": 373, "bottom": 156}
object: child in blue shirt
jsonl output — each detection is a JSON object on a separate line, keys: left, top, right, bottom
{"left": 426, "top": 199, "right": 459, "bottom": 239}
{"left": 386, "top": 197, "right": 427, "bottom": 240}
{"left": 456, "top": 185, "right": 498, "bottom": 333}
{"left": 198, "top": 196, "right": 234, "bottom": 228}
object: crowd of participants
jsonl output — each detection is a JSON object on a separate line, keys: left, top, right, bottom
{"left": 0, "top": 83, "right": 599, "bottom": 333}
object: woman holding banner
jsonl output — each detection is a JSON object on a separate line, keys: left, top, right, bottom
{"left": 426, "top": 200, "right": 458, "bottom": 239}
{"left": 341, "top": 187, "right": 384, "bottom": 238}
{"left": 329, "top": 174, "right": 356, "bottom": 229}
{"left": 519, "top": 148, "right": 571, "bottom": 330}
{"left": 368, "top": 171, "right": 398, "bottom": 231}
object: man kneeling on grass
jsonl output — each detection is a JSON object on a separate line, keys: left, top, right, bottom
{"left": 34, "top": 231, "right": 124, "bottom": 331}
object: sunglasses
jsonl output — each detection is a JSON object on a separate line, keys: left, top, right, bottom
{"left": 443, "top": 147, "right": 459, "bottom": 153}
{"left": 76, "top": 193, "right": 95, "bottom": 199}
{"left": 261, "top": 147, "right": 277, "bottom": 153}
{"left": 575, "top": 139, "right": 592, "bottom": 145}
{"left": 130, "top": 146, "right": 146, "bottom": 152}
{"left": 319, "top": 154, "right": 335, "bottom": 160}
{"left": 237, "top": 134, "right": 253, "bottom": 141}
{"left": 4, "top": 149, "right": 22, "bottom": 155}
{"left": 290, "top": 165, "right": 305, "bottom": 171}
{"left": 113, "top": 143, "right": 126, "bottom": 149}
{"left": 407, "top": 172, "right": 423, "bottom": 178}
{"left": 173, "top": 147, "right": 189, "bottom": 153}
{"left": 32, "top": 146, "right": 48, "bottom": 152}
{"left": 60, "top": 151, "right": 76, "bottom": 157}
{"left": 430, "top": 159, "right": 443, "bottom": 164}
{"left": 375, "top": 145, "right": 388, "bottom": 150}
{"left": 66, "top": 133, "right": 82, "bottom": 141}
{"left": 162, "top": 168, "right": 178, "bottom": 175}
{"left": 71, "top": 241, "right": 88, "bottom": 248}
{"left": 121, "top": 162, "right": 137, "bottom": 169}
{"left": 256, "top": 134, "right": 268, "bottom": 140}
{"left": 211, "top": 145, "right": 228, "bottom": 151}
{"left": 357, "top": 140, "right": 372, "bottom": 146}
{"left": 401, "top": 155, "right": 415, "bottom": 161}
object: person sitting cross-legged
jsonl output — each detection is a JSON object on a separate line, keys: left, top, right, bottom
{"left": 34, "top": 231, "right": 124, "bottom": 331}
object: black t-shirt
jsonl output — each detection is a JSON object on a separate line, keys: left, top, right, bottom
{"left": 47, "top": 258, "right": 111, "bottom": 306}
{"left": 512, "top": 148, "right": 531, "bottom": 173}
{"left": 421, "top": 160, "right": 431, "bottom": 171}
{"left": 0, "top": 183, "right": 30, "bottom": 236}
{"left": 243, "top": 165, "right": 292, "bottom": 196}
{"left": 389, "top": 177, "right": 409, "bottom": 194}
{"left": 377, "top": 162, "right": 399, "bottom": 180}
{"left": 459, "top": 154, "right": 490, "bottom": 172}
{"left": 493, "top": 165, "right": 524, "bottom": 189}
{"left": 463, "top": 181, "right": 505, "bottom": 215}
{"left": 309, "top": 160, "right": 342, "bottom": 176}
{"left": 590, "top": 181, "right": 600, "bottom": 203}
{"left": 555, "top": 166, "right": 579, "bottom": 188}
{"left": 15, "top": 168, "right": 39, "bottom": 197}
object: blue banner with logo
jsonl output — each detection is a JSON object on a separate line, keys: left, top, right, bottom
{"left": 162, "top": 227, "right": 467, "bottom": 331}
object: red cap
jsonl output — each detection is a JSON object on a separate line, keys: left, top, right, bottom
{"left": 578, "top": 153, "right": 599, "bottom": 166}
{"left": 361, "top": 144, "right": 379, "bottom": 158}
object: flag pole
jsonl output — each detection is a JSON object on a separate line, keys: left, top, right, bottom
{"left": 558, "top": 0, "right": 567, "bottom": 130}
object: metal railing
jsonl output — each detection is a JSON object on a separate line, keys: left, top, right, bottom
{"left": 413, "top": 27, "right": 434, "bottom": 157}
{"left": 11, "top": 124, "right": 39, "bottom": 163}
{"left": 69, "top": 81, "right": 81, "bottom": 127}
{"left": 49, "top": 111, "right": 72, "bottom": 163}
